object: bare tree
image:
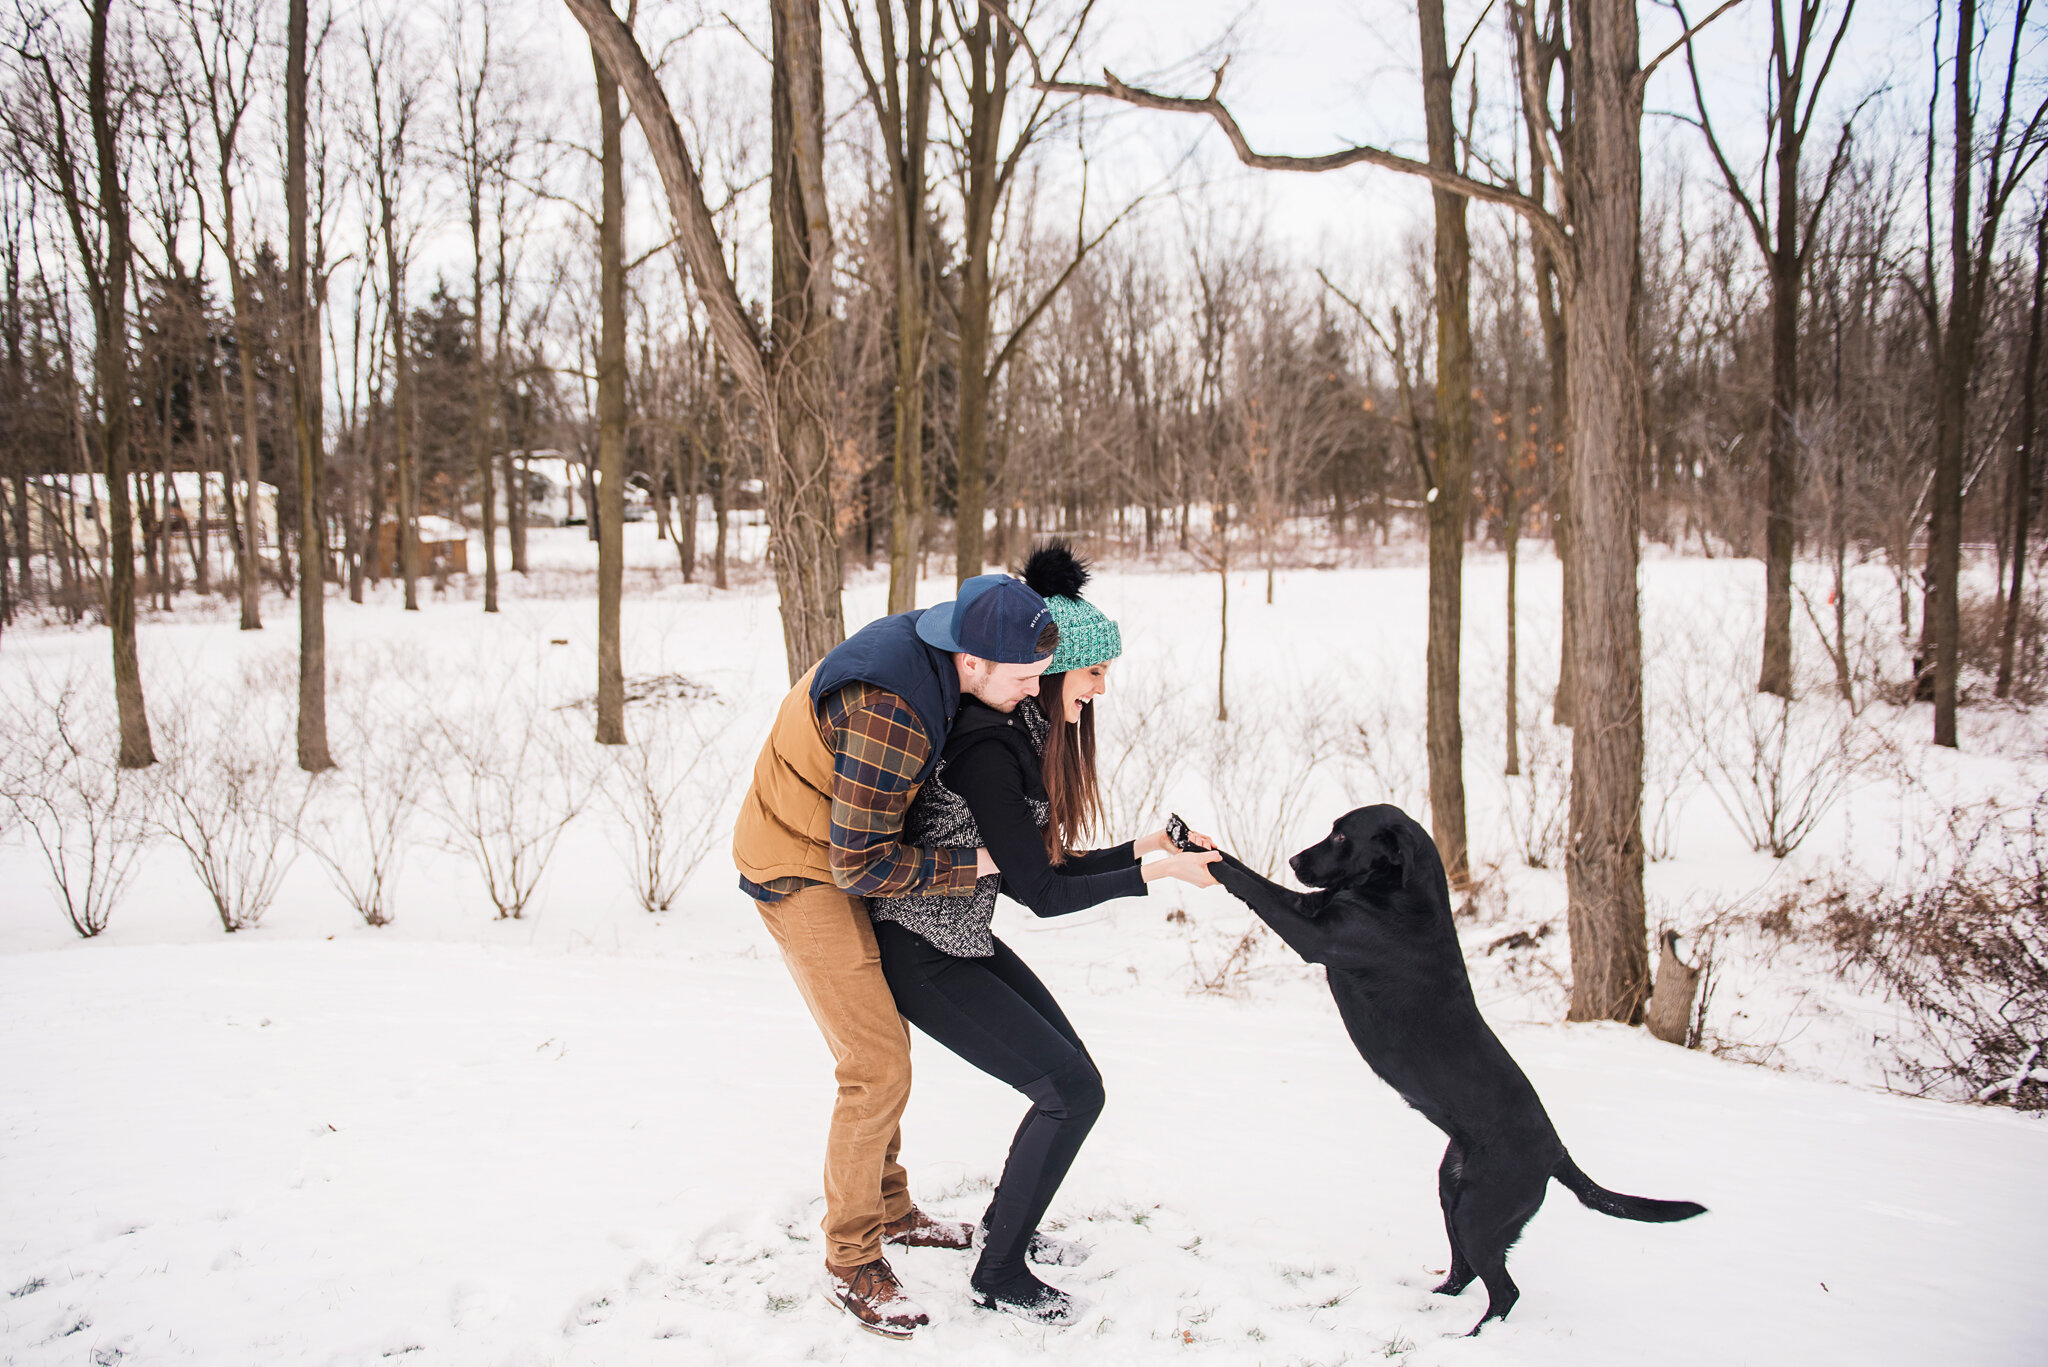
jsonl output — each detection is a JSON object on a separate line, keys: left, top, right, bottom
{"left": 357, "top": 11, "right": 425, "bottom": 611}
{"left": 1999, "top": 199, "right": 2045, "bottom": 699}
{"left": 173, "top": 0, "right": 266, "bottom": 633}
{"left": 942, "top": 0, "right": 1098, "bottom": 583}
{"left": 563, "top": 0, "right": 843, "bottom": 679}
{"left": 1918, "top": 0, "right": 2047, "bottom": 746}
{"left": 843, "top": 0, "right": 938, "bottom": 610}
{"left": 1681, "top": 0, "right": 1864, "bottom": 700}
{"left": 448, "top": 0, "right": 510, "bottom": 615}
{"left": 28, "top": 0, "right": 155, "bottom": 765}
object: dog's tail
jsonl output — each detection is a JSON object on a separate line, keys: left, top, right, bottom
{"left": 1552, "top": 1155, "right": 1706, "bottom": 1223}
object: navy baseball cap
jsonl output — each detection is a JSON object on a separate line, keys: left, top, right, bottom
{"left": 915, "top": 574, "right": 1055, "bottom": 663}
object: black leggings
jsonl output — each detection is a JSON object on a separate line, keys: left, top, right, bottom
{"left": 872, "top": 920, "right": 1105, "bottom": 1276}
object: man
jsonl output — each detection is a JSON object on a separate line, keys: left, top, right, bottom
{"left": 732, "top": 572, "right": 1058, "bottom": 1339}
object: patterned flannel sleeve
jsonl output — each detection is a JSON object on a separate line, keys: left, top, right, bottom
{"left": 823, "top": 686, "right": 981, "bottom": 898}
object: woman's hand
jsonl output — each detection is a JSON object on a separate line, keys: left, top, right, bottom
{"left": 1140, "top": 824, "right": 1218, "bottom": 857}
{"left": 975, "top": 847, "right": 1000, "bottom": 878}
{"left": 1142, "top": 849, "right": 1222, "bottom": 888}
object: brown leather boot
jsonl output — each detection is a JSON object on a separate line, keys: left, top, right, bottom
{"left": 881, "top": 1206, "right": 975, "bottom": 1251}
{"left": 823, "top": 1256, "right": 928, "bottom": 1339}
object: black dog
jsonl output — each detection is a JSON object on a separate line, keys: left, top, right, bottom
{"left": 1206, "top": 804, "right": 1705, "bottom": 1334}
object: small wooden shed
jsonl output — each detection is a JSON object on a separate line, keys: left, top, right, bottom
{"left": 376, "top": 515, "right": 469, "bottom": 578}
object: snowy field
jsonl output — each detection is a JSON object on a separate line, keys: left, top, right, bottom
{"left": 3, "top": 524, "right": 2045, "bottom": 1365}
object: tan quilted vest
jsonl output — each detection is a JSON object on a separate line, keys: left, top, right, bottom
{"left": 731, "top": 665, "right": 846, "bottom": 887}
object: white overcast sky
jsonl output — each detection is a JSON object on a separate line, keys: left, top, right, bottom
{"left": 303, "top": 0, "right": 2027, "bottom": 394}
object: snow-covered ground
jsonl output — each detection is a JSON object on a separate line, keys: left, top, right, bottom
{"left": 3, "top": 526, "right": 2045, "bottom": 1365}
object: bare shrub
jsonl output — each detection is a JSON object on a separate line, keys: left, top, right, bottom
{"left": 298, "top": 678, "right": 429, "bottom": 927}
{"left": 1188, "top": 923, "right": 1270, "bottom": 996}
{"left": 433, "top": 687, "right": 591, "bottom": 919}
{"left": 1094, "top": 667, "right": 1195, "bottom": 842}
{"left": 1204, "top": 684, "right": 1342, "bottom": 876}
{"left": 1672, "top": 636, "right": 1870, "bottom": 858}
{"left": 150, "top": 694, "right": 312, "bottom": 933}
{"left": 599, "top": 702, "right": 737, "bottom": 913}
{"left": 1959, "top": 585, "right": 2047, "bottom": 704}
{"left": 0, "top": 670, "right": 155, "bottom": 937}
{"left": 1500, "top": 718, "right": 1569, "bottom": 869}
{"left": 1345, "top": 691, "right": 1427, "bottom": 820}
{"left": 1817, "top": 798, "right": 2048, "bottom": 1109}
{"left": 1701, "top": 695, "right": 1866, "bottom": 858}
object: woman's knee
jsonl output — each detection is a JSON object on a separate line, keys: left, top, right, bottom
{"left": 1032, "top": 1052, "right": 1104, "bottom": 1122}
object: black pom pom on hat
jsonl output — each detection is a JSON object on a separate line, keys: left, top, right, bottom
{"left": 1022, "top": 539, "right": 1090, "bottom": 601}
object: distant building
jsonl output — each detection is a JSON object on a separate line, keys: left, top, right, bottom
{"left": 24, "top": 472, "right": 279, "bottom": 563}
{"left": 479, "top": 451, "right": 650, "bottom": 528}
{"left": 375, "top": 514, "right": 469, "bottom": 578}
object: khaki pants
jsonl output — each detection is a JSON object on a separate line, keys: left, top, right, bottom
{"left": 756, "top": 882, "right": 913, "bottom": 1266}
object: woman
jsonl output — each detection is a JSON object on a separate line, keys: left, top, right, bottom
{"left": 868, "top": 541, "right": 1220, "bottom": 1325}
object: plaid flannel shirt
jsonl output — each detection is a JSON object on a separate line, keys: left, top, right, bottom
{"left": 743, "top": 682, "right": 980, "bottom": 902}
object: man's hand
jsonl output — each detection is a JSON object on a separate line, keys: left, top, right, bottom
{"left": 974, "top": 847, "right": 999, "bottom": 879}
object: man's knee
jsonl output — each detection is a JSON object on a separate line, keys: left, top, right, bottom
{"left": 836, "top": 1033, "right": 913, "bottom": 1110}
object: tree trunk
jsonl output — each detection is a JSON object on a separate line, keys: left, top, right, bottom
{"left": 1505, "top": 490, "right": 1521, "bottom": 775}
{"left": 858, "top": 0, "right": 936, "bottom": 614}
{"left": 1758, "top": 237, "right": 1798, "bottom": 700}
{"left": 231, "top": 268, "right": 263, "bottom": 630}
{"left": 712, "top": 445, "right": 730, "bottom": 589}
{"left": 674, "top": 432, "right": 699, "bottom": 581}
{"left": 474, "top": 225, "right": 498, "bottom": 614}
{"left": 1420, "top": 0, "right": 1471, "bottom": 886}
{"left": 953, "top": 4, "right": 1008, "bottom": 585}
{"left": 1926, "top": 2, "right": 1975, "bottom": 750}
{"left": 764, "top": 0, "right": 844, "bottom": 672}
{"left": 592, "top": 36, "right": 628, "bottom": 744}
{"left": 85, "top": 0, "right": 154, "bottom": 766}
{"left": 288, "top": 0, "right": 332, "bottom": 771}
{"left": 381, "top": 176, "right": 417, "bottom": 609}
{"left": 1561, "top": 0, "right": 1647, "bottom": 1024}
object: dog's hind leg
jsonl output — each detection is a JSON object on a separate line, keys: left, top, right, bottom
{"left": 1431, "top": 1142, "right": 1477, "bottom": 1297}
{"left": 1450, "top": 1173, "right": 1544, "bottom": 1335}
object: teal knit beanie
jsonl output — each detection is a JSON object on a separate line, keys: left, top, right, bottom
{"left": 1022, "top": 541, "right": 1122, "bottom": 674}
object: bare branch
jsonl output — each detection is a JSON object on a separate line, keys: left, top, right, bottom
{"left": 1638, "top": 0, "right": 1750, "bottom": 91}
{"left": 976, "top": 0, "right": 1572, "bottom": 266}
{"left": 560, "top": 0, "right": 767, "bottom": 408}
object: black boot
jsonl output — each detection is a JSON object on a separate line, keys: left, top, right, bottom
{"left": 971, "top": 1261, "right": 1079, "bottom": 1325}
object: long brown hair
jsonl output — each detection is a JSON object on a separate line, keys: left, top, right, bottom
{"left": 1037, "top": 671, "right": 1102, "bottom": 865}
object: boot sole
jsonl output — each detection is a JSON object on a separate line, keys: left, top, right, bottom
{"left": 971, "top": 1290, "right": 1078, "bottom": 1327}
{"left": 819, "top": 1284, "right": 921, "bottom": 1340}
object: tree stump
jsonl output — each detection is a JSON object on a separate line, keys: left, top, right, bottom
{"left": 1645, "top": 930, "right": 1702, "bottom": 1047}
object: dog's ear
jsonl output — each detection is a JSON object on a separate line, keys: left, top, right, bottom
{"left": 1362, "top": 826, "right": 1406, "bottom": 886}
{"left": 1387, "top": 815, "right": 1444, "bottom": 892}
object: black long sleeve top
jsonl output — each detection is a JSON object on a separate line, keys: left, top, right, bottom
{"left": 866, "top": 697, "right": 1146, "bottom": 955}
{"left": 944, "top": 717, "right": 1146, "bottom": 919}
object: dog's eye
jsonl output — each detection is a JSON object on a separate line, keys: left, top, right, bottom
{"left": 1331, "top": 833, "right": 1346, "bottom": 845}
